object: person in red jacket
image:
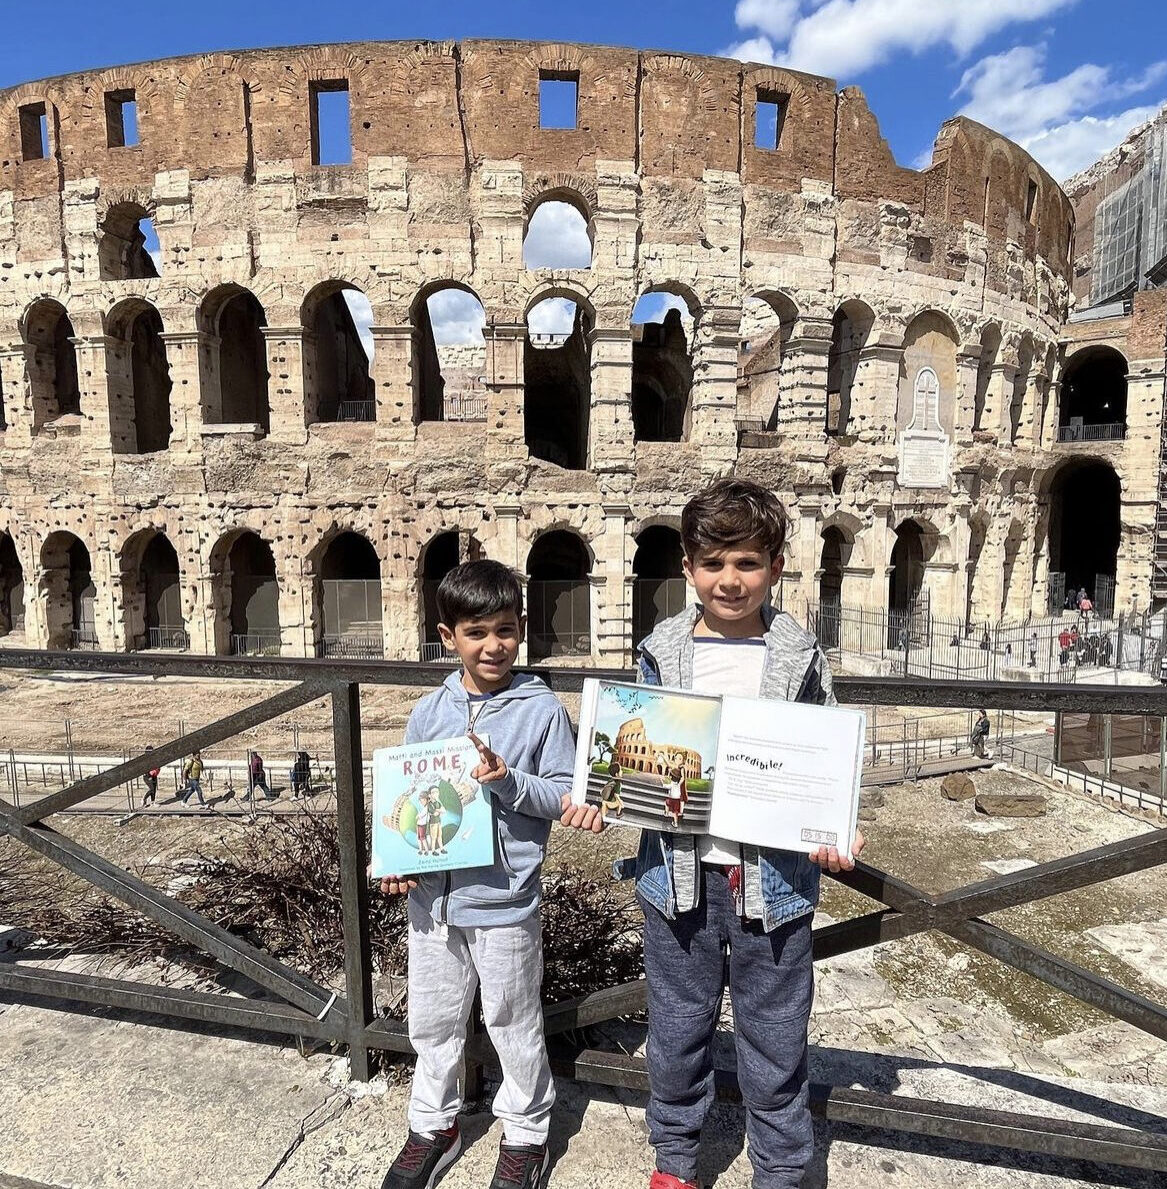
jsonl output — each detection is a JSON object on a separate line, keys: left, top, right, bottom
{"left": 141, "top": 746, "right": 161, "bottom": 808}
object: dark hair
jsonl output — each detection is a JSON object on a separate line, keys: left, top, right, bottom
{"left": 436, "top": 559, "right": 524, "bottom": 627}
{"left": 681, "top": 477, "right": 790, "bottom": 561}
{"left": 607, "top": 761, "right": 621, "bottom": 776}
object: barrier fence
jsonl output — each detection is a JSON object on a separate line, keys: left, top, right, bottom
{"left": 2, "top": 651, "right": 1167, "bottom": 1173}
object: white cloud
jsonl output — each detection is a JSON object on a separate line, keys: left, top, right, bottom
{"left": 727, "top": 0, "right": 1078, "bottom": 79}
{"left": 527, "top": 298, "right": 577, "bottom": 337}
{"left": 523, "top": 201, "right": 592, "bottom": 269}
{"left": 342, "top": 291, "right": 374, "bottom": 362}
{"left": 426, "top": 288, "right": 486, "bottom": 346}
{"left": 954, "top": 43, "right": 1167, "bottom": 180}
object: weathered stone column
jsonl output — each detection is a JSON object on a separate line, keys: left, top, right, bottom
{"left": 493, "top": 504, "right": 522, "bottom": 571}
{"left": 688, "top": 310, "right": 739, "bottom": 477}
{"left": 792, "top": 507, "right": 820, "bottom": 610}
{"left": 263, "top": 326, "right": 309, "bottom": 446}
{"left": 485, "top": 323, "right": 527, "bottom": 463}
{"left": 596, "top": 503, "right": 633, "bottom": 663}
{"left": 70, "top": 335, "right": 116, "bottom": 456}
{"left": 776, "top": 317, "right": 833, "bottom": 448}
{"left": 589, "top": 326, "right": 634, "bottom": 475}
{"left": 852, "top": 342, "right": 902, "bottom": 444}
{"left": 954, "top": 347, "right": 981, "bottom": 447}
{"left": 0, "top": 343, "right": 34, "bottom": 445}
{"left": 158, "top": 329, "right": 207, "bottom": 455}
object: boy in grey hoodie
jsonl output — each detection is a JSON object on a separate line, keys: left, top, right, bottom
{"left": 378, "top": 560, "right": 597, "bottom": 1189}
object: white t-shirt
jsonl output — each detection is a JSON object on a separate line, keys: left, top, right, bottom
{"left": 691, "top": 637, "right": 766, "bottom": 865}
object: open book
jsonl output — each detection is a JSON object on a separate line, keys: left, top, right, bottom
{"left": 371, "top": 736, "right": 495, "bottom": 877}
{"left": 571, "top": 680, "right": 865, "bottom": 854}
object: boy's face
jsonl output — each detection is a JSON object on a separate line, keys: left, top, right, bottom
{"left": 683, "top": 538, "right": 783, "bottom": 629}
{"left": 438, "top": 609, "right": 524, "bottom": 694}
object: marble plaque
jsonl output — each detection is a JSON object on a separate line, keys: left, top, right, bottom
{"left": 898, "top": 429, "right": 949, "bottom": 489}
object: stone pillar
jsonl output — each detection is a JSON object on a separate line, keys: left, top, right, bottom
{"left": 777, "top": 318, "right": 833, "bottom": 448}
{"left": 852, "top": 343, "right": 902, "bottom": 444}
{"left": 263, "top": 326, "right": 309, "bottom": 446}
{"left": 383, "top": 573, "right": 415, "bottom": 661}
{"left": 597, "top": 504, "right": 633, "bottom": 663}
{"left": 793, "top": 508, "right": 819, "bottom": 610}
{"left": 485, "top": 324, "right": 527, "bottom": 463}
{"left": 185, "top": 547, "right": 216, "bottom": 656}
{"left": 0, "top": 343, "right": 33, "bottom": 445}
{"left": 688, "top": 310, "right": 739, "bottom": 476}
{"left": 70, "top": 335, "right": 116, "bottom": 456}
{"left": 92, "top": 540, "right": 119, "bottom": 652}
{"left": 954, "top": 348, "right": 981, "bottom": 447}
{"left": 867, "top": 512, "right": 892, "bottom": 610}
{"left": 493, "top": 504, "right": 522, "bottom": 570}
{"left": 282, "top": 554, "right": 314, "bottom": 658}
{"left": 159, "top": 330, "right": 207, "bottom": 454}
{"left": 992, "top": 343, "right": 1020, "bottom": 443}
{"left": 370, "top": 323, "right": 415, "bottom": 445}
{"left": 589, "top": 326, "right": 634, "bottom": 476}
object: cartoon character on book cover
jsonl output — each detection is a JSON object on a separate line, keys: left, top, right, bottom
{"left": 371, "top": 737, "right": 495, "bottom": 876}
{"left": 582, "top": 684, "right": 718, "bottom": 832}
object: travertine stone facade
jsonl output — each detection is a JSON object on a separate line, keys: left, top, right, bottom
{"left": 0, "top": 39, "right": 1154, "bottom": 664}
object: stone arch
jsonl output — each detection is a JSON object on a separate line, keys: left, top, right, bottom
{"left": 897, "top": 310, "right": 959, "bottom": 435}
{"left": 526, "top": 529, "right": 592, "bottom": 661}
{"left": 1008, "top": 334, "right": 1036, "bottom": 445}
{"left": 22, "top": 297, "right": 81, "bottom": 428}
{"left": 1045, "top": 458, "right": 1121, "bottom": 616}
{"left": 311, "top": 529, "right": 383, "bottom": 657}
{"left": 0, "top": 530, "right": 25, "bottom": 636}
{"left": 198, "top": 284, "right": 271, "bottom": 431}
{"left": 105, "top": 298, "right": 172, "bottom": 454}
{"left": 98, "top": 200, "right": 159, "bottom": 281}
{"left": 739, "top": 290, "right": 799, "bottom": 429}
{"left": 40, "top": 531, "right": 96, "bottom": 650}
{"left": 1059, "top": 344, "right": 1127, "bottom": 441}
{"left": 523, "top": 188, "right": 594, "bottom": 270}
{"left": 631, "top": 287, "right": 698, "bottom": 443}
{"left": 209, "top": 528, "right": 281, "bottom": 656}
{"left": 973, "top": 323, "right": 1001, "bottom": 433}
{"left": 632, "top": 524, "right": 686, "bottom": 644}
{"left": 410, "top": 281, "right": 487, "bottom": 424}
{"left": 826, "top": 299, "right": 875, "bottom": 436}
{"left": 889, "top": 518, "right": 933, "bottom": 616}
{"left": 418, "top": 529, "right": 487, "bottom": 656}
{"left": 301, "top": 280, "right": 374, "bottom": 425}
{"left": 524, "top": 288, "right": 593, "bottom": 469}
{"left": 120, "top": 528, "right": 186, "bottom": 650}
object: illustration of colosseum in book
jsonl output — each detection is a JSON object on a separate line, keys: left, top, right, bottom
{"left": 572, "top": 680, "right": 865, "bottom": 854}
{"left": 371, "top": 736, "right": 495, "bottom": 877}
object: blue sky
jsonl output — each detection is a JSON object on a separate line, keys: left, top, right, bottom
{"left": 3, "top": 0, "right": 1165, "bottom": 182}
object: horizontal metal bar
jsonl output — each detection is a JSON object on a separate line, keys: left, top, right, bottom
{"left": 949, "top": 919, "right": 1167, "bottom": 1042}
{"left": 812, "top": 909, "right": 921, "bottom": 959}
{"left": 0, "top": 814, "right": 340, "bottom": 1019}
{"left": 1, "top": 649, "right": 1166, "bottom": 712}
{"left": 6, "top": 681, "right": 329, "bottom": 824}
{"left": 543, "top": 979, "right": 648, "bottom": 1036}
{"left": 0, "top": 963, "right": 345, "bottom": 1042}
{"left": 362, "top": 1014, "right": 416, "bottom": 1056}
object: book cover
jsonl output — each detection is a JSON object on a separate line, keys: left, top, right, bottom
{"left": 371, "top": 735, "right": 495, "bottom": 877}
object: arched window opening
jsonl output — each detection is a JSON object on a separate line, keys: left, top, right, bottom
{"left": 413, "top": 287, "right": 487, "bottom": 423}
{"left": 888, "top": 520, "right": 930, "bottom": 646}
{"left": 316, "top": 532, "right": 382, "bottom": 658}
{"left": 897, "top": 312, "right": 958, "bottom": 435}
{"left": 973, "top": 325, "right": 1000, "bottom": 432}
{"left": 826, "top": 302, "right": 873, "bottom": 436}
{"left": 523, "top": 197, "right": 592, "bottom": 270}
{"left": 632, "top": 526, "right": 686, "bottom": 645}
{"left": 0, "top": 533, "right": 25, "bottom": 636}
{"left": 1059, "top": 347, "right": 1128, "bottom": 443}
{"left": 966, "top": 517, "right": 988, "bottom": 625}
{"left": 739, "top": 294, "right": 796, "bottom": 430}
{"left": 631, "top": 293, "right": 694, "bottom": 443}
{"left": 1000, "top": 523, "right": 1026, "bottom": 620}
{"left": 107, "top": 301, "right": 172, "bottom": 454}
{"left": 1008, "top": 339, "right": 1034, "bottom": 445}
{"left": 226, "top": 532, "right": 280, "bottom": 656}
{"left": 24, "top": 300, "right": 81, "bottom": 428}
{"left": 200, "top": 288, "right": 270, "bottom": 432}
{"left": 817, "top": 527, "right": 852, "bottom": 648}
{"left": 98, "top": 202, "right": 160, "bottom": 281}
{"left": 527, "top": 531, "right": 591, "bottom": 662}
{"left": 1047, "top": 462, "right": 1121, "bottom": 617}
{"left": 41, "top": 533, "right": 96, "bottom": 650}
{"left": 525, "top": 297, "right": 592, "bottom": 469}
{"left": 303, "top": 286, "right": 374, "bottom": 424}
{"left": 131, "top": 534, "right": 186, "bottom": 650}
{"left": 419, "top": 531, "right": 485, "bottom": 660}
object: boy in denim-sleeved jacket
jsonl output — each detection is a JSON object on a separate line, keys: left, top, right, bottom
{"left": 616, "top": 478, "right": 865, "bottom": 1189}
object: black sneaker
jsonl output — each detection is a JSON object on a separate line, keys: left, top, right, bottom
{"left": 488, "top": 1141, "right": 549, "bottom": 1188}
{"left": 381, "top": 1124, "right": 461, "bottom": 1189}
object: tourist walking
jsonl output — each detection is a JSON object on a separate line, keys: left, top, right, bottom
{"left": 971, "top": 710, "right": 991, "bottom": 758}
{"left": 182, "top": 751, "right": 205, "bottom": 806}
{"left": 140, "top": 746, "right": 160, "bottom": 807}
{"left": 248, "top": 749, "right": 275, "bottom": 801}
{"left": 1028, "top": 630, "right": 1038, "bottom": 668}
{"left": 289, "top": 750, "right": 311, "bottom": 799}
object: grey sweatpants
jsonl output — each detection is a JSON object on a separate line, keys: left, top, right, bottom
{"left": 642, "top": 866, "right": 814, "bottom": 1189}
{"left": 406, "top": 898, "right": 555, "bottom": 1145}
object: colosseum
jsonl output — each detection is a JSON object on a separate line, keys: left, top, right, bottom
{"left": 0, "top": 39, "right": 1159, "bottom": 666}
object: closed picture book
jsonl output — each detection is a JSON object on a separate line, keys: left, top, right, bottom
{"left": 371, "top": 735, "right": 496, "bottom": 877}
{"left": 571, "top": 679, "right": 865, "bottom": 855}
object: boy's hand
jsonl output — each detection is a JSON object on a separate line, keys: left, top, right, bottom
{"left": 468, "top": 731, "right": 508, "bottom": 784}
{"left": 809, "top": 828, "right": 866, "bottom": 873}
{"left": 379, "top": 875, "right": 418, "bottom": 895}
{"left": 559, "top": 793, "right": 605, "bottom": 833}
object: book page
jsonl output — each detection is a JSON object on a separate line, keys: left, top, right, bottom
{"left": 371, "top": 735, "right": 496, "bottom": 877}
{"left": 571, "top": 678, "right": 723, "bottom": 834}
{"left": 709, "top": 699, "right": 865, "bottom": 855}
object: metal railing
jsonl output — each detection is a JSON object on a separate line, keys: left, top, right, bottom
{"left": 420, "top": 640, "right": 457, "bottom": 663}
{"left": 230, "top": 631, "right": 283, "bottom": 657}
{"left": 1056, "top": 421, "right": 1126, "bottom": 443}
{"left": 336, "top": 400, "right": 375, "bottom": 422}
{"left": 316, "top": 633, "right": 385, "bottom": 659}
{"left": 2, "top": 650, "right": 1167, "bottom": 1174}
{"left": 442, "top": 392, "right": 487, "bottom": 422}
{"left": 145, "top": 626, "right": 190, "bottom": 650}
{"left": 68, "top": 628, "right": 100, "bottom": 651}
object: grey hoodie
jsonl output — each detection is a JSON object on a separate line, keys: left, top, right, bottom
{"left": 404, "top": 670, "right": 576, "bottom": 927}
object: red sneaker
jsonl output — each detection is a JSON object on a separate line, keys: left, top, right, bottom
{"left": 649, "top": 1173, "right": 699, "bottom": 1189}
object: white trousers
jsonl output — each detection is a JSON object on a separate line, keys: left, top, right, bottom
{"left": 407, "top": 899, "right": 555, "bottom": 1145}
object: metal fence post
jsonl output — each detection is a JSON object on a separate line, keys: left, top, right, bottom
{"left": 331, "top": 681, "right": 374, "bottom": 1081}
{"left": 1104, "top": 715, "right": 1114, "bottom": 780}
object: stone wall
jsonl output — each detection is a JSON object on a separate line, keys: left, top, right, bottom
{"left": 0, "top": 39, "right": 1153, "bottom": 664}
